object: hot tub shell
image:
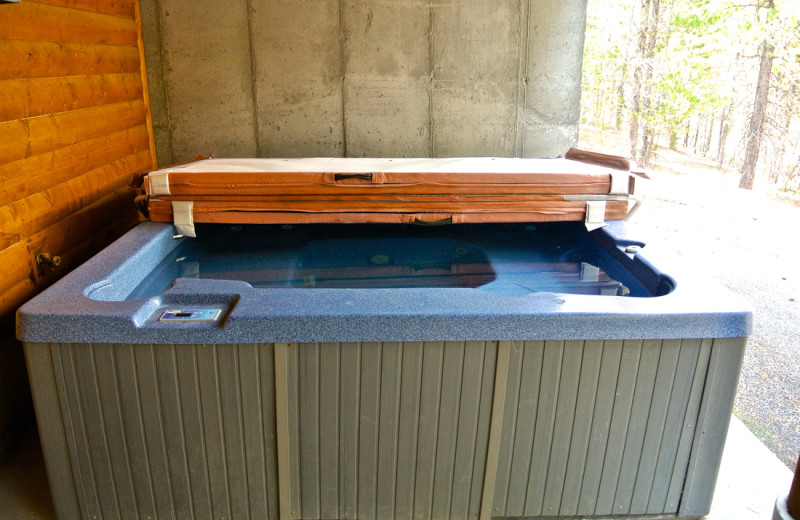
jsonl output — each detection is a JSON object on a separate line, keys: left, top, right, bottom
{"left": 17, "top": 221, "right": 750, "bottom": 520}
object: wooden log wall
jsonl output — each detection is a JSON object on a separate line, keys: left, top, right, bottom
{"left": 0, "top": 0, "right": 156, "bottom": 318}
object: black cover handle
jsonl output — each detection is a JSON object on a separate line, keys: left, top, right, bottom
{"left": 334, "top": 173, "right": 373, "bottom": 182}
{"left": 413, "top": 217, "right": 453, "bottom": 226}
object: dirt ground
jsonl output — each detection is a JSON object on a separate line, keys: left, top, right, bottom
{"left": 580, "top": 127, "right": 800, "bottom": 470}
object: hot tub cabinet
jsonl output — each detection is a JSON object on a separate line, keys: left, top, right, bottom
{"left": 17, "top": 222, "right": 750, "bottom": 520}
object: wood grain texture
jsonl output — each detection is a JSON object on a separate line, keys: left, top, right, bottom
{"left": 0, "top": 2, "right": 137, "bottom": 46}
{"left": 9, "top": 207, "right": 138, "bottom": 314}
{"left": 0, "top": 150, "right": 152, "bottom": 250}
{"left": 0, "top": 100, "right": 147, "bottom": 164}
{"left": 0, "top": 124, "right": 151, "bottom": 206}
{"left": 0, "top": 242, "right": 33, "bottom": 296}
{"left": 0, "top": 280, "right": 36, "bottom": 320}
{"left": 0, "top": 40, "right": 141, "bottom": 80}
{"left": 0, "top": 0, "right": 153, "bottom": 317}
{"left": 24, "top": 187, "right": 137, "bottom": 272}
{"left": 0, "top": 74, "right": 144, "bottom": 122}
{"left": 28, "top": 0, "right": 137, "bottom": 19}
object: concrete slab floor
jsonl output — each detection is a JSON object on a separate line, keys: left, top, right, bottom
{"left": 0, "top": 417, "right": 792, "bottom": 520}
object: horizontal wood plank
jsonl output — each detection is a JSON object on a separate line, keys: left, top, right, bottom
{"left": 27, "top": 0, "right": 136, "bottom": 20}
{"left": 0, "top": 2, "right": 137, "bottom": 47}
{"left": 0, "top": 205, "right": 137, "bottom": 318}
{"left": 0, "top": 74, "right": 144, "bottom": 122}
{"left": 0, "top": 0, "right": 150, "bottom": 318}
{"left": 0, "top": 100, "right": 147, "bottom": 164}
{"left": 0, "top": 124, "right": 151, "bottom": 206}
{"left": 25, "top": 187, "right": 137, "bottom": 268}
{"left": 0, "top": 40, "right": 140, "bottom": 80}
{"left": 0, "top": 279, "right": 36, "bottom": 319}
{"left": 0, "top": 242, "right": 33, "bottom": 296}
{"left": 0, "top": 150, "right": 152, "bottom": 250}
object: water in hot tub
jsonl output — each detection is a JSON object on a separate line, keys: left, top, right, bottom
{"left": 127, "top": 222, "right": 650, "bottom": 300}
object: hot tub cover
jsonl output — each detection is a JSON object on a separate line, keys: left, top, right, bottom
{"left": 143, "top": 153, "right": 639, "bottom": 237}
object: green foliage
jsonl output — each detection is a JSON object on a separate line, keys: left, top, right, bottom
{"left": 582, "top": 0, "right": 800, "bottom": 185}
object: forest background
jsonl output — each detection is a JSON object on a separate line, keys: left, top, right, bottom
{"left": 578, "top": 0, "right": 800, "bottom": 470}
{"left": 581, "top": 0, "right": 800, "bottom": 192}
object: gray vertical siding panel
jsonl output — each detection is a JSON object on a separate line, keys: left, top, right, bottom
{"left": 239, "top": 344, "right": 269, "bottom": 518}
{"left": 505, "top": 340, "right": 543, "bottom": 516}
{"left": 611, "top": 340, "right": 661, "bottom": 514}
{"left": 217, "top": 345, "right": 249, "bottom": 520}
{"left": 72, "top": 345, "right": 122, "bottom": 518}
{"left": 679, "top": 337, "right": 747, "bottom": 517}
{"left": 94, "top": 346, "right": 139, "bottom": 518}
{"left": 260, "top": 344, "right": 281, "bottom": 520}
{"left": 524, "top": 340, "right": 565, "bottom": 516}
{"left": 135, "top": 345, "right": 179, "bottom": 519}
{"left": 431, "top": 341, "right": 465, "bottom": 520}
{"left": 28, "top": 336, "right": 736, "bottom": 519}
{"left": 104, "top": 345, "right": 154, "bottom": 519}
{"left": 196, "top": 346, "right": 233, "bottom": 520}
{"left": 298, "top": 343, "right": 321, "bottom": 518}
{"left": 339, "top": 342, "right": 361, "bottom": 519}
{"left": 174, "top": 346, "right": 214, "bottom": 518}
{"left": 30, "top": 343, "right": 283, "bottom": 519}
{"left": 52, "top": 345, "right": 99, "bottom": 519}
{"left": 541, "top": 340, "right": 583, "bottom": 515}
{"left": 319, "top": 343, "right": 342, "bottom": 519}
{"left": 492, "top": 339, "right": 525, "bottom": 514}
{"left": 665, "top": 339, "right": 713, "bottom": 512}
{"left": 451, "top": 341, "right": 488, "bottom": 520}
{"left": 574, "top": 339, "right": 622, "bottom": 515}
{"left": 26, "top": 344, "right": 85, "bottom": 519}
{"left": 559, "top": 339, "right": 603, "bottom": 515}
{"left": 286, "top": 343, "right": 302, "bottom": 519}
{"left": 413, "top": 341, "right": 445, "bottom": 520}
{"left": 395, "top": 341, "right": 424, "bottom": 520}
{"left": 431, "top": 341, "right": 464, "bottom": 518}
{"left": 646, "top": 338, "right": 704, "bottom": 513}
{"left": 594, "top": 340, "right": 642, "bottom": 515}
{"left": 630, "top": 339, "right": 682, "bottom": 514}
{"left": 376, "top": 342, "right": 402, "bottom": 520}
{"left": 490, "top": 338, "right": 722, "bottom": 518}
{"left": 154, "top": 345, "right": 197, "bottom": 518}
{"left": 469, "top": 342, "right": 497, "bottom": 517}
{"left": 286, "top": 340, "right": 494, "bottom": 520}
{"left": 358, "top": 342, "right": 382, "bottom": 520}
{"left": 175, "top": 345, "right": 214, "bottom": 517}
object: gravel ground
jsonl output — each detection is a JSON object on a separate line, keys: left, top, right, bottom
{"left": 620, "top": 150, "right": 800, "bottom": 471}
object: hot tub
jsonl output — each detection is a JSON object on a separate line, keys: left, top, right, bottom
{"left": 17, "top": 220, "right": 750, "bottom": 520}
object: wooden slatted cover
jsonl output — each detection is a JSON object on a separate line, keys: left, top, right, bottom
{"left": 143, "top": 157, "right": 634, "bottom": 228}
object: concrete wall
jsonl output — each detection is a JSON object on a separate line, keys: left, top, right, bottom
{"left": 140, "top": 0, "right": 587, "bottom": 166}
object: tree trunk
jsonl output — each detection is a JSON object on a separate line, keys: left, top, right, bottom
{"left": 717, "top": 103, "right": 732, "bottom": 168}
{"left": 772, "top": 81, "right": 796, "bottom": 185}
{"left": 614, "top": 77, "right": 626, "bottom": 130}
{"left": 629, "top": 0, "right": 661, "bottom": 167}
{"left": 702, "top": 116, "right": 714, "bottom": 156}
{"left": 739, "top": 39, "right": 774, "bottom": 190}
